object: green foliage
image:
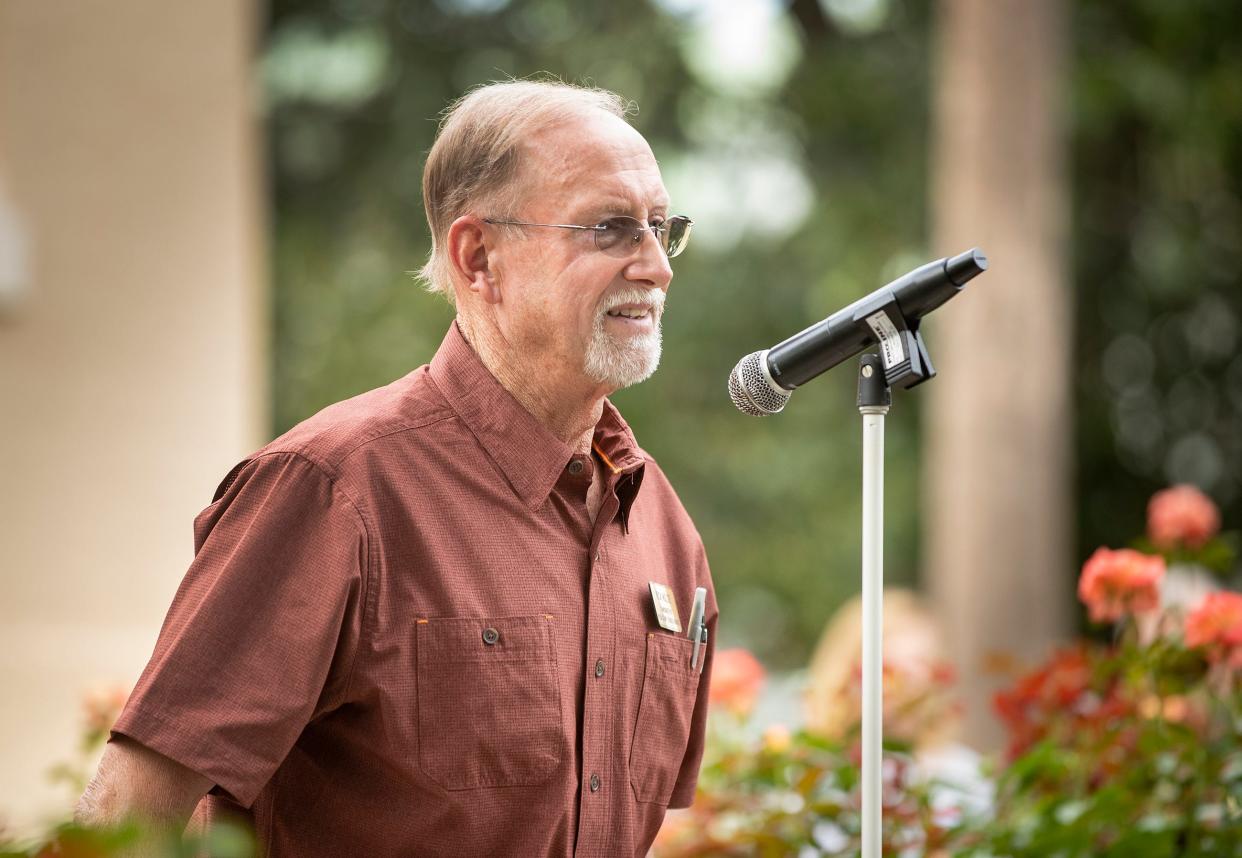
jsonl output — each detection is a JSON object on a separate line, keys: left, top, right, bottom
{"left": 1133, "top": 532, "right": 1240, "bottom": 578}
{"left": 0, "top": 820, "right": 255, "bottom": 858}
{"left": 652, "top": 716, "right": 978, "bottom": 857}
{"left": 0, "top": 687, "right": 256, "bottom": 858}
{"left": 1073, "top": 0, "right": 1242, "bottom": 579}
{"left": 972, "top": 679, "right": 1242, "bottom": 855}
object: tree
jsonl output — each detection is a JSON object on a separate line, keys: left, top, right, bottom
{"left": 925, "top": 0, "right": 1072, "bottom": 748}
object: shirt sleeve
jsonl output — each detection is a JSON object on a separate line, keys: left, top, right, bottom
{"left": 667, "top": 542, "right": 717, "bottom": 809}
{"left": 110, "top": 451, "right": 368, "bottom": 808}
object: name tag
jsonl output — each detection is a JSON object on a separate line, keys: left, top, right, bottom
{"left": 648, "top": 582, "right": 683, "bottom": 633}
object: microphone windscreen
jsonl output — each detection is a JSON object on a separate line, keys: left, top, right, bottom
{"left": 728, "top": 351, "right": 791, "bottom": 416}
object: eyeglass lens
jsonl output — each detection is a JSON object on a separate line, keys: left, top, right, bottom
{"left": 595, "top": 216, "right": 692, "bottom": 259}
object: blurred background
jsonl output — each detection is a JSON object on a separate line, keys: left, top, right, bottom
{"left": 2, "top": 0, "right": 1239, "bottom": 835}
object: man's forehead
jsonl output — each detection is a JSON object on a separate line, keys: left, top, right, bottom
{"left": 518, "top": 113, "right": 667, "bottom": 207}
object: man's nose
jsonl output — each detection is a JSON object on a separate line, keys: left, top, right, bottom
{"left": 625, "top": 228, "right": 674, "bottom": 287}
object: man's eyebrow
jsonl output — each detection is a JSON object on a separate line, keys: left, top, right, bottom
{"left": 582, "top": 198, "right": 671, "bottom": 218}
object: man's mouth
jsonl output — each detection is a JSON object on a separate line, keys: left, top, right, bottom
{"left": 605, "top": 304, "right": 653, "bottom": 320}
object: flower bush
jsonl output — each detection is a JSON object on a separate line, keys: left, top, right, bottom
{"left": 1148, "top": 484, "right": 1221, "bottom": 551}
{"left": 1185, "top": 592, "right": 1242, "bottom": 669}
{"left": 653, "top": 651, "right": 978, "bottom": 857}
{"left": 1137, "top": 483, "right": 1237, "bottom": 577}
{"left": 45, "top": 685, "right": 131, "bottom": 798}
{"left": 971, "top": 485, "right": 1242, "bottom": 857}
{"left": 652, "top": 726, "right": 975, "bottom": 857}
{"left": 658, "top": 484, "right": 1240, "bottom": 857}
{"left": 709, "top": 648, "right": 768, "bottom": 717}
{"left": 0, "top": 687, "right": 254, "bottom": 858}
{"left": 1077, "top": 547, "right": 1165, "bottom": 623}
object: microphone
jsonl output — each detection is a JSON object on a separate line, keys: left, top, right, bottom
{"left": 729, "top": 248, "right": 987, "bottom": 415}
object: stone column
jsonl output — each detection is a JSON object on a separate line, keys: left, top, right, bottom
{"left": 0, "top": 0, "right": 264, "bottom": 831}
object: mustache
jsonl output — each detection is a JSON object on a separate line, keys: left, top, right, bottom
{"left": 599, "top": 289, "right": 666, "bottom": 315}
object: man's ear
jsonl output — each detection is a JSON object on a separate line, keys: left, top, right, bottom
{"left": 446, "top": 215, "right": 501, "bottom": 304}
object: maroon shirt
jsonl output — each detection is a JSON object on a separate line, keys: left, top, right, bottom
{"left": 112, "top": 322, "right": 718, "bottom": 857}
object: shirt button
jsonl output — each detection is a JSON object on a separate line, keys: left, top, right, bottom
{"left": 594, "top": 659, "right": 605, "bottom": 678}
{"left": 567, "top": 459, "right": 585, "bottom": 475}
{"left": 589, "top": 773, "right": 600, "bottom": 793}
{"left": 482, "top": 627, "right": 500, "bottom": 645}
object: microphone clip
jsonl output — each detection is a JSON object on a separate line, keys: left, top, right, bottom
{"left": 859, "top": 298, "right": 935, "bottom": 390}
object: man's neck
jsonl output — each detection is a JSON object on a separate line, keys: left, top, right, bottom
{"left": 457, "top": 316, "right": 606, "bottom": 456}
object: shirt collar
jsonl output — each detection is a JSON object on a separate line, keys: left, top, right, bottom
{"left": 428, "top": 321, "right": 648, "bottom": 519}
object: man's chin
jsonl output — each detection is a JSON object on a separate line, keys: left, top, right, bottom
{"left": 583, "top": 334, "right": 662, "bottom": 390}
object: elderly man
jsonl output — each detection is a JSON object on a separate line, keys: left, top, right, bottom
{"left": 78, "top": 80, "right": 717, "bottom": 857}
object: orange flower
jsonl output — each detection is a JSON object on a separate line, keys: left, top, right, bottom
{"left": 708, "top": 648, "right": 766, "bottom": 715}
{"left": 1078, "top": 547, "right": 1165, "bottom": 623}
{"left": 762, "top": 723, "right": 792, "bottom": 753}
{"left": 652, "top": 809, "right": 693, "bottom": 849}
{"left": 1147, "top": 484, "right": 1220, "bottom": 549}
{"left": 1185, "top": 591, "right": 1242, "bottom": 667}
{"left": 992, "top": 645, "right": 1135, "bottom": 761}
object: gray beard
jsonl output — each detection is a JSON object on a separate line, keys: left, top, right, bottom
{"left": 582, "top": 312, "right": 663, "bottom": 389}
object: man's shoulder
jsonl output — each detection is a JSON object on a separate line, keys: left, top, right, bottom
{"left": 623, "top": 439, "right": 668, "bottom": 486}
{"left": 252, "top": 366, "right": 456, "bottom": 476}
{"left": 627, "top": 446, "right": 705, "bottom": 542}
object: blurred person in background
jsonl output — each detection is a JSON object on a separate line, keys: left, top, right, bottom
{"left": 75, "top": 79, "right": 716, "bottom": 858}
{"left": 805, "top": 588, "right": 991, "bottom": 819}
{"left": 805, "top": 588, "right": 958, "bottom": 748}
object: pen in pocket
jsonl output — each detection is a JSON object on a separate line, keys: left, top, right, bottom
{"left": 687, "top": 587, "right": 706, "bottom": 671}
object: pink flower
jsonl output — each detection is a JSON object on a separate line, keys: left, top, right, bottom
{"left": 1147, "top": 484, "right": 1220, "bottom": 549}
{"left": 82, "top": 684, "right": 130, "bottom": 740}
{"left": 1185, "top": 592, "right": 1242, "bottom": 667}
{"left": 1078, "top": 547, "right": 1165, "bottom": 623}
{"left": 708, "top": 648, "right": 766, "bottom": 715}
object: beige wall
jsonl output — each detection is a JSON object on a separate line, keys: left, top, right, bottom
{"left": 0, "top": 1, "right": 264, "bottom": 834}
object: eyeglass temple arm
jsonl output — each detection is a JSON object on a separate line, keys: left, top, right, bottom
{"left": 483, "top": 219, "right": 599, "bottom": 231}
{"left": 484, "top": 218, "right": 682, "bottom": 233}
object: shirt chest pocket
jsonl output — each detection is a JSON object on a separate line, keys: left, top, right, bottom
{"left": 629, "top": 632, "right": 701, "bottom": 804}
{"left": 415, "top": 615, "right": 564, "bottom": 790}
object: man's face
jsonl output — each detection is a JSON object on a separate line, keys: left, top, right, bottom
{"left": 487, "top": 111, "right": 675, "bottom": 392}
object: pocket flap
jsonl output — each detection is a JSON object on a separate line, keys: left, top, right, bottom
{"left": 417, "top": 614, "right": 554, "bottom": 663}
{"left": 644, "top": 631, "right": 699, "bottom": 678}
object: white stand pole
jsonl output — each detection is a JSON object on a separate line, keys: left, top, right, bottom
{"left": 859, "top": 358, "right": 890, "bottom": 858}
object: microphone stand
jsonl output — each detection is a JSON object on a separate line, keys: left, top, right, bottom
{"left": 856, "top": 353, "right": 891, "bottom": 858}
{"left": 727, "top": 248, "right": 985, "bottom": 857}
{"left": 849, "top": 295, "right": 947, "bottom": 856}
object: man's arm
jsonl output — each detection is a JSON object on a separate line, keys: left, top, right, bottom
{"left": 75, "top": 735, "right": 212, "bottom": 829}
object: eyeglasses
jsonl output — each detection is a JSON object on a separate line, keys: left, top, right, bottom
{"left": 482, "top": 214, "right": 693, "bottom": 259}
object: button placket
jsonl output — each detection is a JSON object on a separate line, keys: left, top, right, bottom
{"left": 576, "top": 521, "right": 617, "bottom": 852}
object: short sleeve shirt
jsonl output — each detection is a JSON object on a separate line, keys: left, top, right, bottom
{"left": 111, "top": 321, "right": 718, "bottom": 858}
